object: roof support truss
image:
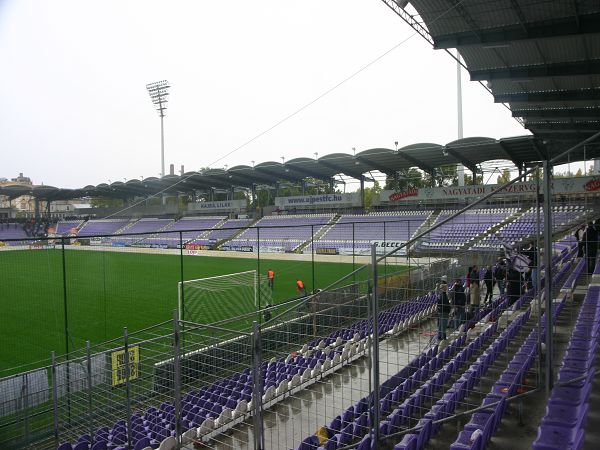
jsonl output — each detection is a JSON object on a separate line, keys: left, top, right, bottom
{"left": 354, "top": 156, "right": 397, "bottom": 176}
{"left": 498, "top": 140, "right": 523, "bottom": 167}
{"left": 442, "top": 147, "right": 478, "bottom": 173}
{"left": 318, "top": 159, "right": 369, "bottom": 181}
{"left": 512, "top": 107, "right": 600, "bottom": 119}
{"left": 494, "top": 88, "right": 600, "bottom": 103}
{"left": 395, "top": 151, "right": 436, "bottom": 174}
{"left": 433, "top": 12, "right": 600, "bottom": 49}
{"left": 471, "top": 59, "right": 600, "bottom": 81}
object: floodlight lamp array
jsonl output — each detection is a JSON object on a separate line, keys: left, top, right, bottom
{"left": 146, "top": 80, "right": 170, "bottom": 116}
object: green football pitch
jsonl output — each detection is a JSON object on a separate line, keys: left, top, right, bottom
{"left": 0, "top": 248, "right": 406, "bottom": 374}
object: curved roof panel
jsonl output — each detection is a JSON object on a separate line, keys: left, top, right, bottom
{"left": 3, "top": 134, "right": 592, "bottom": 202}
{"left": 392, "top": 0, "right": 600, "bottom": 149}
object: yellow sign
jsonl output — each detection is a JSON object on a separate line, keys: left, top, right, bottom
{"left": 110, "top": 346, "right": 140, "bottom": 386}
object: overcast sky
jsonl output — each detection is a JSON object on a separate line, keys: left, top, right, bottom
{"left": 0, "top": 0, "right": 529, "bottom": 189}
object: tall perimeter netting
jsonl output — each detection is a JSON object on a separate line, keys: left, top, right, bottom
{"left": 178, "top": 270, "right": 272, "bottom": 327}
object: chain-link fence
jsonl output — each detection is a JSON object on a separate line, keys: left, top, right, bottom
{"left": 1, "top": 168, "right": 599, "bottom": 449}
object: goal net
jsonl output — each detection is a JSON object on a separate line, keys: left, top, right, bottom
{"left": 178, "top": 270, "right": 272, "bottom": 325}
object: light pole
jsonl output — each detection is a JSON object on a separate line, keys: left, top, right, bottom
{"left": 146, "top": 80, "right": 170, "bottom": 178}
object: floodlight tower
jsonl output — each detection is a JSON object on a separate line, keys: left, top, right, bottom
{"left": 146, "top": 80, "right": 170, "bottom": 178}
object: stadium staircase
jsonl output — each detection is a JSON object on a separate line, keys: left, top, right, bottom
{"left": 216, "top": 217, "right": 260, "bottom": 248}
{"left": 462, "top": 207, "right": 527, "bottom": 251}
{"left": 114, "top": 219, "right": 138, "bottom": 235}
{"left": 194, "top": 216, "right": 228, "bottom": 240}
{"left": 408, "top": 210, "right": 441, "bottom": 254}
{"left": 294, "top": 213, "right": 342, "bottom": 253}
{"left": 407, "top": 210, "right": 435, "bottom": 253}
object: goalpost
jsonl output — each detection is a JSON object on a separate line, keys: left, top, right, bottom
{"left": 178, "top": 270, "right": 272, "bottom": 324}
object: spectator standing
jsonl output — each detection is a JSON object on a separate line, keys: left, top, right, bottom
{"left": 494, "top": 257, "right": 507, "bottom": 297}
{"left": 584, "top": 221, "right": 599, "bottom": 275}
{"left": 575, "top": 225, "right": 585, "bottom": 258}
{"left": 506, "top": 266, "right": 522, "bottom": 306}
{"left": 451, "top": 278, "right": 467, "bottom": 330}
{"left": 436, "top": 276, "right": 450, "bottom": 341}
{"left": 483, "top": 266, "right": 494, "bottom": 304}
{"left": 263, "top": 304, "right": 272, "bottom": 322}
{"left": 469, "top": 266, "right": 481, "bottom": 310}
{"left": 522, "top": 242, "right": 538, "bottom": 290}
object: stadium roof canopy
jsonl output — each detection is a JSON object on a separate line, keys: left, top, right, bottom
{"left": 383, "top": 0, "right": 600, "bottom": 148}
{"left": 1, "top": 134, "right": 596, "bottom": 201}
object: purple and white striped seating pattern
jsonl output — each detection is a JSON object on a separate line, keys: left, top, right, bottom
{"left": 77, "top": 219, "right": 134, "bottom": 237}
{"left": 55, "top": 220, "right": 84, "bottom": 235}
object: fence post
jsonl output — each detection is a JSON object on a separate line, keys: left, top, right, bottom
{"left": 251, "top": 321, "right": 264, "bottom": 450}
{"left": 123, "top": 328, "right": 133, "bottom": 450}
{"left": 173, "top": 310, "right": 182, "bottom": 449}
{"left": 22, "top": 372, "right": 29, "bottom": 444}
{"left": 311, "top": 224, "right": 315, "bottom": 292}
{"left": 179, "top": 231, "right": 185, "bottom": 322}
{"left": 86, "top": 341, "right": 94, "bottom": 447}
{"left": 51, "top": 351, "right": 59, "bottom": 443}
{"left": 257, "top": 227, "right": 261, "bottom": 310}
{"left": 370, "top": 243, "right": 381, "bottom": 448}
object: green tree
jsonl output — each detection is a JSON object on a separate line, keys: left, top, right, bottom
{"left": 384, "top": 168, "right": 425, "bottom": 190}
{"left": 90, "top": 197, "right": 124, "bottom": 208}
{"left": 497, "top": 169, "right": 511, "bottom": 184}
{"left": 363, "top": 181, "right": 383, "bottom": 208}
{"left": 464, "top": 173, "right": 484, "bottom": 185}
{"left": 423, "top": 165, "right": 457, "bottom": 187}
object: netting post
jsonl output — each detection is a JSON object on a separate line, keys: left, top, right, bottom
{"left": 123, "top": 328, "right": 133, "bottom": 450}
{"left": 543, "top": 159, "right": 554, "bottom": 394}
{"left": 86, "top": 341, "right": 94, "bottom": 447}
{"left": 51, "top": 351, "right": 59, "bottom": 443}
{"left": 251, "top": 321, "right": 265, "bottom": 450}
{"left": 370, "top": 243, "right": 381, "bottom": 448}
{"left": 173, "top": 310, "right": 182, "bottom": 449}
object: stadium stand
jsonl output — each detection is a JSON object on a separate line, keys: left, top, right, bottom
{"left": 57, "top": 291, "right": 438, "bottom": 450}
{"left": 419, "top": 208, "right": 516, "bottom": 251}
{"left": 137, "top": 216, "right": 226, "bottom": 247}
{"left": 76, "top": 218, "right": 135, "bottom": 237}
{"left": 109, "top": 218, "right": 175, "bottom": 245}
{"left": 475, "top": 206, "right": 593, "bottom": 251}
{"left": 190, "top": 218, "right": 253, "bottom": 246}
{"left": 55, "top": 220, "right": 84, "bottom": 236}
{"left": 226, "top": 214, "right": 334, "bottom": 252}
{"left": 304, "top": 211, "right": 431, "bottom": 255}
{"left": 0, "top": 223, "right": 31, "bottom": 245}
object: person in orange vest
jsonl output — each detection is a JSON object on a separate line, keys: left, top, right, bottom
{"left": 296, "top": 279, "right": 307, "bottom": 297}
{"left": 267, "top": 268, "right": 275, "bottom": 290}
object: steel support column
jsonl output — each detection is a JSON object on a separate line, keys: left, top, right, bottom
{"left": 360, "top": 176, "right": 365, "bottom": 209}
{"left": 543, "top": 159, "right": 554, "bottom": 394}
